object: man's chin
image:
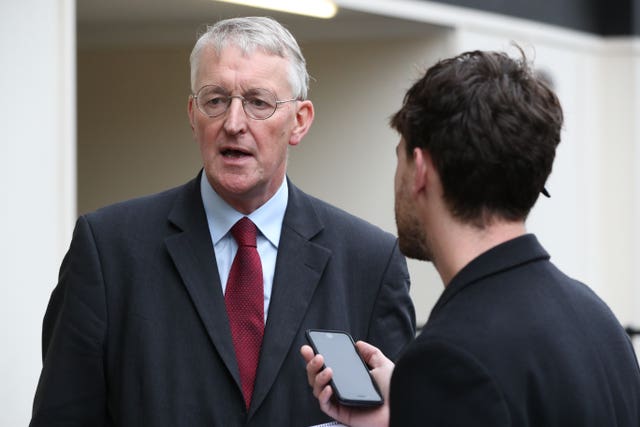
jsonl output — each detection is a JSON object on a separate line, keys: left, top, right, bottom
{"left": 208, "top": 172, "right": 260, "bottom": 195}
{"left": 398, "top": 239, "right": 431, "bottom": 262}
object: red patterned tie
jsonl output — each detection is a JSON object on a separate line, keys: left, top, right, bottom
{"left": 225, "top": 217, "right": 264, "bottom": 409}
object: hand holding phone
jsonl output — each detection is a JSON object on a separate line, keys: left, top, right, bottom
{"left": 305, "top": 329, "right": 384, "bottom": 407}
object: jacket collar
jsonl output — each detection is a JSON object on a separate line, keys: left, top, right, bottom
{"left": 430, "top": 234, "right": 550, "bottom": 319}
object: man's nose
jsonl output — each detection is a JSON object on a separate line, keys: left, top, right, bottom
{"left": 223, "top": 97, "right": 248, "bottom": 134}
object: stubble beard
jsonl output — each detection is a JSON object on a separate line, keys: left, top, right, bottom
{"left": 394, "top": 188, "right": 432, "bottom": 262}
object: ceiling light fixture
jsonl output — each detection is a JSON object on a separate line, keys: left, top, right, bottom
{"left": 214, "top": 0, "right": 338, "bottom": 19}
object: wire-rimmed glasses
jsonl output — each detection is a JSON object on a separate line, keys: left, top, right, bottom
{"left": 192, "top": 85, "right": 298, "bottom": 120}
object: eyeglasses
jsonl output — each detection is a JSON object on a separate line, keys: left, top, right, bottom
{"left": 192, "top": 85, "right": 298, "bottom": 120}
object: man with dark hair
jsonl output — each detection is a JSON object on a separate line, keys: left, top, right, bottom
{"left": 302, "top": 49, "right": 640, "bottom": 426}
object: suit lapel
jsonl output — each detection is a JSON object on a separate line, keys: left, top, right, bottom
{"left": 164, "top": 174, "right": 242, "bottom": 387}
{"left": 249, "top": 181, "right": 331, "bottom": 416}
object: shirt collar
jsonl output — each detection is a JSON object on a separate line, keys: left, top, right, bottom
{"left": 200, "top": 172, "right": 288, "bottom": 247}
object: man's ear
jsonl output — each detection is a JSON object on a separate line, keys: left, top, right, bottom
{"left": 412, "top": 147, "right": 428, "bottom": 196}
{"left": 289, "top": 100, "right": 314, "bottom": 146}
{"left": 187, "top": 96, "right": 196, "bottom": 132}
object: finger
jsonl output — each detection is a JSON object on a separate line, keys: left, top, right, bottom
{"left": 312, "top": 366, "right": 333, "bottom": 398}
{"left": 300, "top": 344, "right": 315, "bottom": 363}
{"left": 305, "top": 353, "right": 325, "bottom": 387}
{"left": 301, "top": 345, "right": 318, "bottom": 387}
{"left": 317, "top": 384, "right": 340, "bottom": 420}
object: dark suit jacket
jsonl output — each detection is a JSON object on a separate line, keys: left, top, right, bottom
{"left": 390, "top": 234, "right": 640, "bottom": 426}
{"left": 31, "top": 174, "right": 415, "bottom": 426}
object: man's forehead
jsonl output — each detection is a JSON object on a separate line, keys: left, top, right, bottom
{"left": 204, "top": 42, "right": 285, "bottom": 61}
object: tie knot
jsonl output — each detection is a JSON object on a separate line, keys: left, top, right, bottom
{"left": 231, "top": 217, "right": 258, "bottom": 247}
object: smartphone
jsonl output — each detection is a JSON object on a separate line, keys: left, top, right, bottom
{"left": 305, "top": 329, "right": 383, "bottom": 406}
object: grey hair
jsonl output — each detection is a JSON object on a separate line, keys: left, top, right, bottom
{"left": 189, "top": 16, "right": 309, "bottom": 100}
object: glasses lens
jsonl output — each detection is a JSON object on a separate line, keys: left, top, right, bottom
{"left": 243, "top": 88, "right": 277, "bottom": 119}
{"left": 194, "top": 86, "right": 280, "bottom": 119}
{"left": 196, "top": 85, "right": 229, "bottom": 118}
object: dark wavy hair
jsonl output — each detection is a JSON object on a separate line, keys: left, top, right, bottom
{"left": 391, "top": 48, "right": 563, "bottom": 226}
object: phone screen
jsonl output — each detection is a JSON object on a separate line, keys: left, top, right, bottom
{"left": 306, "top": 329, "right": 383, "bottom": 406}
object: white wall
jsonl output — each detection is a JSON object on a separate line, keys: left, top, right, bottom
{"left": 595, "top": 40, "right": 639, "bottom": 325}
{"left": 633, "top": 42, "right": 640, "bottom": 352}
{"left": 0, "top": 0, "right": 76, "bottom": 425}
{"left": 77, "top": 47, "right": 200, "bottom": 214}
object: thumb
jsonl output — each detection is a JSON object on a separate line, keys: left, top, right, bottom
{"left": 355, "top": 341, "right": 393, "bottom": 369}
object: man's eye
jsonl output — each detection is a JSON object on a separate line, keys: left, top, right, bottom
{"left": 247, "top": 97, "right": 271, "bottom": 109}
{"left": 206, "top": 96, "right": 227, "bottom": 106}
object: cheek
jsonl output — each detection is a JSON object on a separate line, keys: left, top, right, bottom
{"left": 258, "top": 121, "right": 292, "bottom": 154}
{"left": 394, "top": 164, "right": 403, "bottom": 192}
{"left": 195, "top": 122, "right": 221, "bottom": 148}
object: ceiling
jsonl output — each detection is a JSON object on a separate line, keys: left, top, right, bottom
{"left": 76, "top": 0, "right": 443, "bottom": 48}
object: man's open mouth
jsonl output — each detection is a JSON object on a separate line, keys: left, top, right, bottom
{"left": 222, "top": 148, "right": 250, "bottom": 158}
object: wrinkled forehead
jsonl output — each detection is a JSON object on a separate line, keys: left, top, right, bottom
{"left": 194, "top": 45, "right": 293, "bottom": 94}
{"left": 213, "top": 35, "right": 288, "bottom": 58}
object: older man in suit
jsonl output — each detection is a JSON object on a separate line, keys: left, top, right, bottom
{"left": 30, "top": 17, "right": 415, "bottom": 426}
{"left": 303, "top": 49, "right": 640, "bottom": 426}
